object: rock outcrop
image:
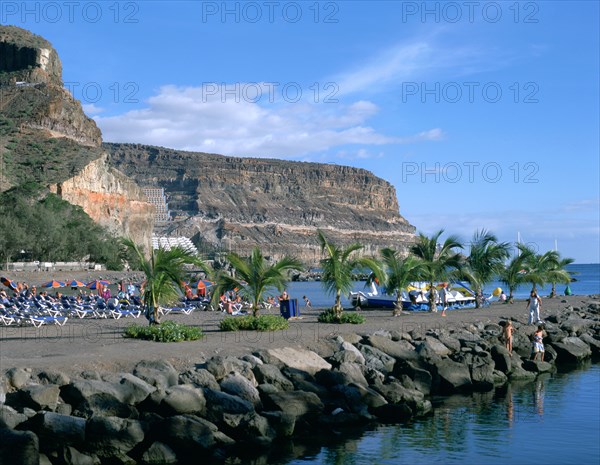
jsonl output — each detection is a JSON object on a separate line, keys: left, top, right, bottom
{"left": 48, "top": 154, "right": 155, "bottom": 252}
{"left": 0, "top": 26, "right": 154, "bottom": 250}
{"left": 106, "top": 143, "right": 417, "bottom": 263}
{"left": 0, "top": 25, "right": 101, "bottom": 147}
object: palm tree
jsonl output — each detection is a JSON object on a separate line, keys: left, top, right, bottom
{"left": 546, "top": 255, "right": 575, "bottom": 298}
{"left": 213, "top": 247, "right": 303, "bottom": 317}
{"left": 463, "top": 229, "right": 510, "bottom": 308}
{"left": 410, "top": 230, "right": 463, "bottom": 312}
{"left": 499, "top": 243, "right": 535, "bottom": 303}
{"left": 123, "top": 238, "right": 210, "bottom": 324}
{"left": 380, "top": 248, "right": 423, "bottom": 316}
{"left": 317, "top": 230, "right": 383, "bottom": 318}
{"left": 522, "top": 249, "right": 563, "bottom": 293}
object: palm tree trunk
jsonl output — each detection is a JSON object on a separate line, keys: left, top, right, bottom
{"left": 393, "top": 291, "right": 402, "bottom": 316}
{"left": 429, "top": 282, "right": 437, "bottom": 312}
{"left": 334, "top": 290, "right": 342, "bottom": 317}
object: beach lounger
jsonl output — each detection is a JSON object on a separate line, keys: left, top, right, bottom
{"left": 29, "top": 315, "right": 68, "bottom": 327}
{"left": 0, "top": 311, "right": 17, "bottom": 326}
{"left": 110, "top": 307, "right": 142, "bottom": 319}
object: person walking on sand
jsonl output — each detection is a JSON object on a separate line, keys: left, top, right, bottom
{"left": 503, "top": 320, "right": 514, "bottom": 355}
{"left": 526, "top": 290, "right": 542, "bottom": 324}
{"left": 532, "top": 325, "right": 545, "bottom": 361}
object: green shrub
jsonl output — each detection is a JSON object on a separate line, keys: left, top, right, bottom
{"left": 124, "top": 320, "right": 203, "bottom": 342}
{"left": 317, "top": 309, "right": 365, "bottom": 324}
{"left": 219, "top": 315, "right": 289, "bottom": 332}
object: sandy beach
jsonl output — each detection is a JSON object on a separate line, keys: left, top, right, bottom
{"left": 1, "top": 270, "right": 595, "bottom": 376}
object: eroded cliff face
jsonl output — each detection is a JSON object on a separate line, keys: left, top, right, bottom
{"left": 106, "top": 143, "right": 417, "bottom": 264}
{"left": 49, "top": 154, "right": 155, "bottom": 251}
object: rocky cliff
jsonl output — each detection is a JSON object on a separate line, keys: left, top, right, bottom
{"left": 48, "top": 154, "right": 155, "bottom": 251}
{"left": 0, "top": 25, "right": 101, "bottom": 147}
{"left": 106, "top": 143, "right": 416, "bottom": 264}
{"left": 0, "top": 26, "right": 154, "bottom": 252}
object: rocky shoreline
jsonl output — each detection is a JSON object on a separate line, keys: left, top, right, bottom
{"left": 1, "top": 297, "right": 599, "bottom": 464}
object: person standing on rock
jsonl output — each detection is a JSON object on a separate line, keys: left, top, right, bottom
{"left": 526, "top": 290, "right": 543, "bottom": 324}
{"left": 503, "top": 320, "right": 514, "bottom": 355}
{"left": 532, "top": 325, "right": 545, "bottom": 361}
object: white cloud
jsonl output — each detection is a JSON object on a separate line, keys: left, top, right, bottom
{"left": 82, "top": 103, "right": 104, "bottom": 115}
{"left": 95, "top": 84, "right": 440, "bottom": 159}
{"left": 332, "top": 38, "right": 489, "bottom": 96}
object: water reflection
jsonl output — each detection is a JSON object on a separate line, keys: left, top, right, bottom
{"left": 279, "top": 363, "right": 598, "bottom": 465}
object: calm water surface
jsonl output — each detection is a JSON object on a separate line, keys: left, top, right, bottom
{"left": 281, "top": 364, "right": 600, "bottom": 465}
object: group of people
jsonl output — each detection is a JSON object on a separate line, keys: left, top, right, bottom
{"left": 500, "top": 289, "right": 546, "bottom": 361}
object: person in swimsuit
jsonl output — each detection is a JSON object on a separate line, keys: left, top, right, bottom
{"left": 532, "top": 325, "right": 545, "bottom": 361}
{"left": 503, "top": 320, "right": 514, "bottom": 355}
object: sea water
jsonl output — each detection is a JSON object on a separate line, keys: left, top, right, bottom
{"left": 277, "top": 364, "right": 600, "bottom": 465}
{"left": 286, "top": 264, "right": 600, "bottom": 309}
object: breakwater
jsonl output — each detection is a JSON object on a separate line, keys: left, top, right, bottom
{"left": 1, "top": 299, "right": 599, "bottom": 464}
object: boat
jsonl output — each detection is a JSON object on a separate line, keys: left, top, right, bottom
{"left": 349, "top": 281, "right": 477, "bottom": 311}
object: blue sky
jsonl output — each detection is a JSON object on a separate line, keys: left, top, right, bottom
{"left": 4, "top": 1, "right": 599, "bottom": 262}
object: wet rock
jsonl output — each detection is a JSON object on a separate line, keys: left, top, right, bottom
{"left": 373, "top": 379, "right": 424, "bottom": 405}
{"left": 160, "top": 415, "right": 217, "bottom": 454}
{"left": 261, "top": 390, "right": 324, "bottom": 421}
{"left": 490, "top": 344, "right": 512, "bottom": 374}
{"left": 431, "top": 359, "right": 472, "bottom": 393}
{"left": 372, "top": 403, "right": 413, "bottom": 423}
{"left": 579, "top": 333, "right": 600, "bottom": 357}
{"left": 469, "top": 356, "right": 495, "bottom": 391}
{"left": 393, "top": 360, "right": 432, "bottom": 395}
{"left": 522, "top": 360, "right": 554, "bottom": 373}
{"left": 262, "top": 411, "right": 296, "bottom": 437}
